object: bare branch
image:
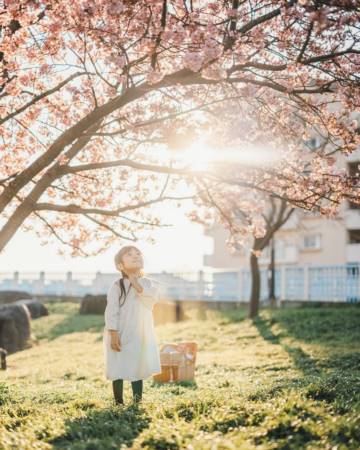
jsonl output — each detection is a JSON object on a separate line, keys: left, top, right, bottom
{"left": 34, "top": 194, "right": 195, "bottom": 215}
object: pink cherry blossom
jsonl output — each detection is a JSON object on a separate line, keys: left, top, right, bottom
{"left": 0, "top": 0, "right": 357, "bottom": 257}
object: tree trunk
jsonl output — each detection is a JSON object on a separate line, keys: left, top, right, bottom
{"left": 249, "top": 250, "right": 260, "bottom": 318}
{"left": 268, "top": 236, "right": 276, "bottom": 308}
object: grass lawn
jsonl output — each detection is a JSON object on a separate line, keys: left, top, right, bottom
{"left": 0, "top": 302, "right": 359, "bottom": 449}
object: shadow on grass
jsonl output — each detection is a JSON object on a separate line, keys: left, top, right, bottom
{"left": 251, "top": 313, "right": 360, "bottom": 411}
{"left": 49, "top": 402, "right": 150, "bottom": 450}
{"left": 219, "top": 305, "right": 360, "bottom": 347}
{"left": 261, "top": 306, "right": 360, "bottom": 346}
{"left": 252, "top": 315, "right": 322, "bottom": 377}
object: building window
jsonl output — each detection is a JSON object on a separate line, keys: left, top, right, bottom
{"left": 303, "top": 234, "right": 321, "bottom": 250}
{"left": 347, "top": 161, "right": 360, "bottom": 209}
{"left": 348, "top": 229, "right": 360, "bottom": 244}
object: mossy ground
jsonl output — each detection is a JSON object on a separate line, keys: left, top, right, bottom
{"left": 0, "top": 303, "right": 359, "bottom": 449}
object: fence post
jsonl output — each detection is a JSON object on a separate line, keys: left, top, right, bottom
{"left": 65, "top": 271, "right": 73, "bottom": 296}
{"left": 93, "top": 271, "right": 102, "bottom": 294}
{"left": 39, "top": 271, "right": 45, "bottom": 295}
{"left": 304, "top": 265, "right": 309, "bottom": 301}
{"left": 13, "top": 271, "right": 19, "bottom": 290}
{"left": 280, "top": 266, "right": 286, "bottom": 305}
{"left": 198, "top": 270, "right": 204, "bottom": 300}
{"left": 237, "top": 269, "right": 243, "bottom": 302}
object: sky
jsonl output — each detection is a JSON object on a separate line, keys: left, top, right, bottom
{"left": 0, "top": 200, "right": 214, "bottom": 275}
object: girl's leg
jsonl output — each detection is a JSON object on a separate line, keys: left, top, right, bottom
{"left": 131, "top": 379, "right": 143, "bottom": 402}
{"left": 112, "top": 378, "right": 124, "bottom": 404}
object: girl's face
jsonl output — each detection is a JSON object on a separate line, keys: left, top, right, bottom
{"left": 117, "top": 247, "right": 144, "bottom": 274}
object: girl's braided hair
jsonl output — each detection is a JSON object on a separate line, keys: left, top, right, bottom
{"left": 114, "top": 245, "right": 145, "bottom": 307}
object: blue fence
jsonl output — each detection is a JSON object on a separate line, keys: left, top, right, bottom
{"left": 0, "top": 264, "right": 359, "bottom": 302}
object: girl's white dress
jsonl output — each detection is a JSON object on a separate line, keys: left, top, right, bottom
{"left": 102, "top": 275, "right": 162, "bottom": 381}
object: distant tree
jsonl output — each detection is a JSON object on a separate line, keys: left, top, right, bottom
{"left": 248, "top": 198, "right": 294, "bottom": 318}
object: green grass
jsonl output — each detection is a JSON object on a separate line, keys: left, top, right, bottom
{"left": 0, "top": 303, "right": 359, "bottom": 449}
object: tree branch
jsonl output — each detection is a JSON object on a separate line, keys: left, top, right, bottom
{"left": 0, "top": 72, "right": 87, "bottom": 126}
{"left": 31, "top": 210, "right": 91, "bottom": 257}
{"left": 237, "top": 1, "right": 296, "bottom": 35}
{"left": 61, "top": 158, "right": 213, "bottom": 178}
{"left": 33, "top": 194, "right": 195, "bottom": 216}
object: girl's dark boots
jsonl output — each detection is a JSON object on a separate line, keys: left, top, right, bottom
{"left": 131, "top": 379, "right": 143, "bottom": 403}
{"left": 112, "top": 378, "right": 142, "bottom": 404}
{"left": 112, "top": 379, "right": 124, "bottom": 404}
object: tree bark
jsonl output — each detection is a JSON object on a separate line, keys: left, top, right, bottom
{"left": 249, "top": 249, "right": 261, "bottom": 318}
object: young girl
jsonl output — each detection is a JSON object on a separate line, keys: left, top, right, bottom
{"left": 102, "top": 245, "right": 162, "bottom": 405}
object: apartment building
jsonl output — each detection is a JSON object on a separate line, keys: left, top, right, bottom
{"left": 204, "top": 137, "right": 360, "bottom": 271}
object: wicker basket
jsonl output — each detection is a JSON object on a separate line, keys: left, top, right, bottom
{"left": 153, "top": 342, "right": 198, "bottom": 383}
{"left": 177, "top": 342, "right": 197, "bottom": 381}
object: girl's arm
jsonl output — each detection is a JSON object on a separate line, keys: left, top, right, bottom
{"left": 135, "top": 277, "right": 161, "bottom": 310}
{"left": 104, "top": 282, "right": 121, "bottom": 331}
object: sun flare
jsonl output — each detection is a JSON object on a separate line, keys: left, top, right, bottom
{"left": 170, "top": 140, "right": 283, "bottom": 172}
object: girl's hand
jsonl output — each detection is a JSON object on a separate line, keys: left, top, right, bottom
{"left": 109, "top": 330, "right": 122, "bottom": 352}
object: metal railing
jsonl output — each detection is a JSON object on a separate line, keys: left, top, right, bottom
{"left": 0, "top": 264, "right": 359, "bottom": 302}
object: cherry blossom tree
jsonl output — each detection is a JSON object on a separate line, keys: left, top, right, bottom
{"left": 246, "top": 198, "right": 294, "bottom": 318}
{"left": 201, "top": 192, "right": 295, "bottom": 318}
{"left": 0, "top": 0, "right": 359, "bottom": 260}
{"left": 187, "top": 100, "right": 359, "bottom": 316}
